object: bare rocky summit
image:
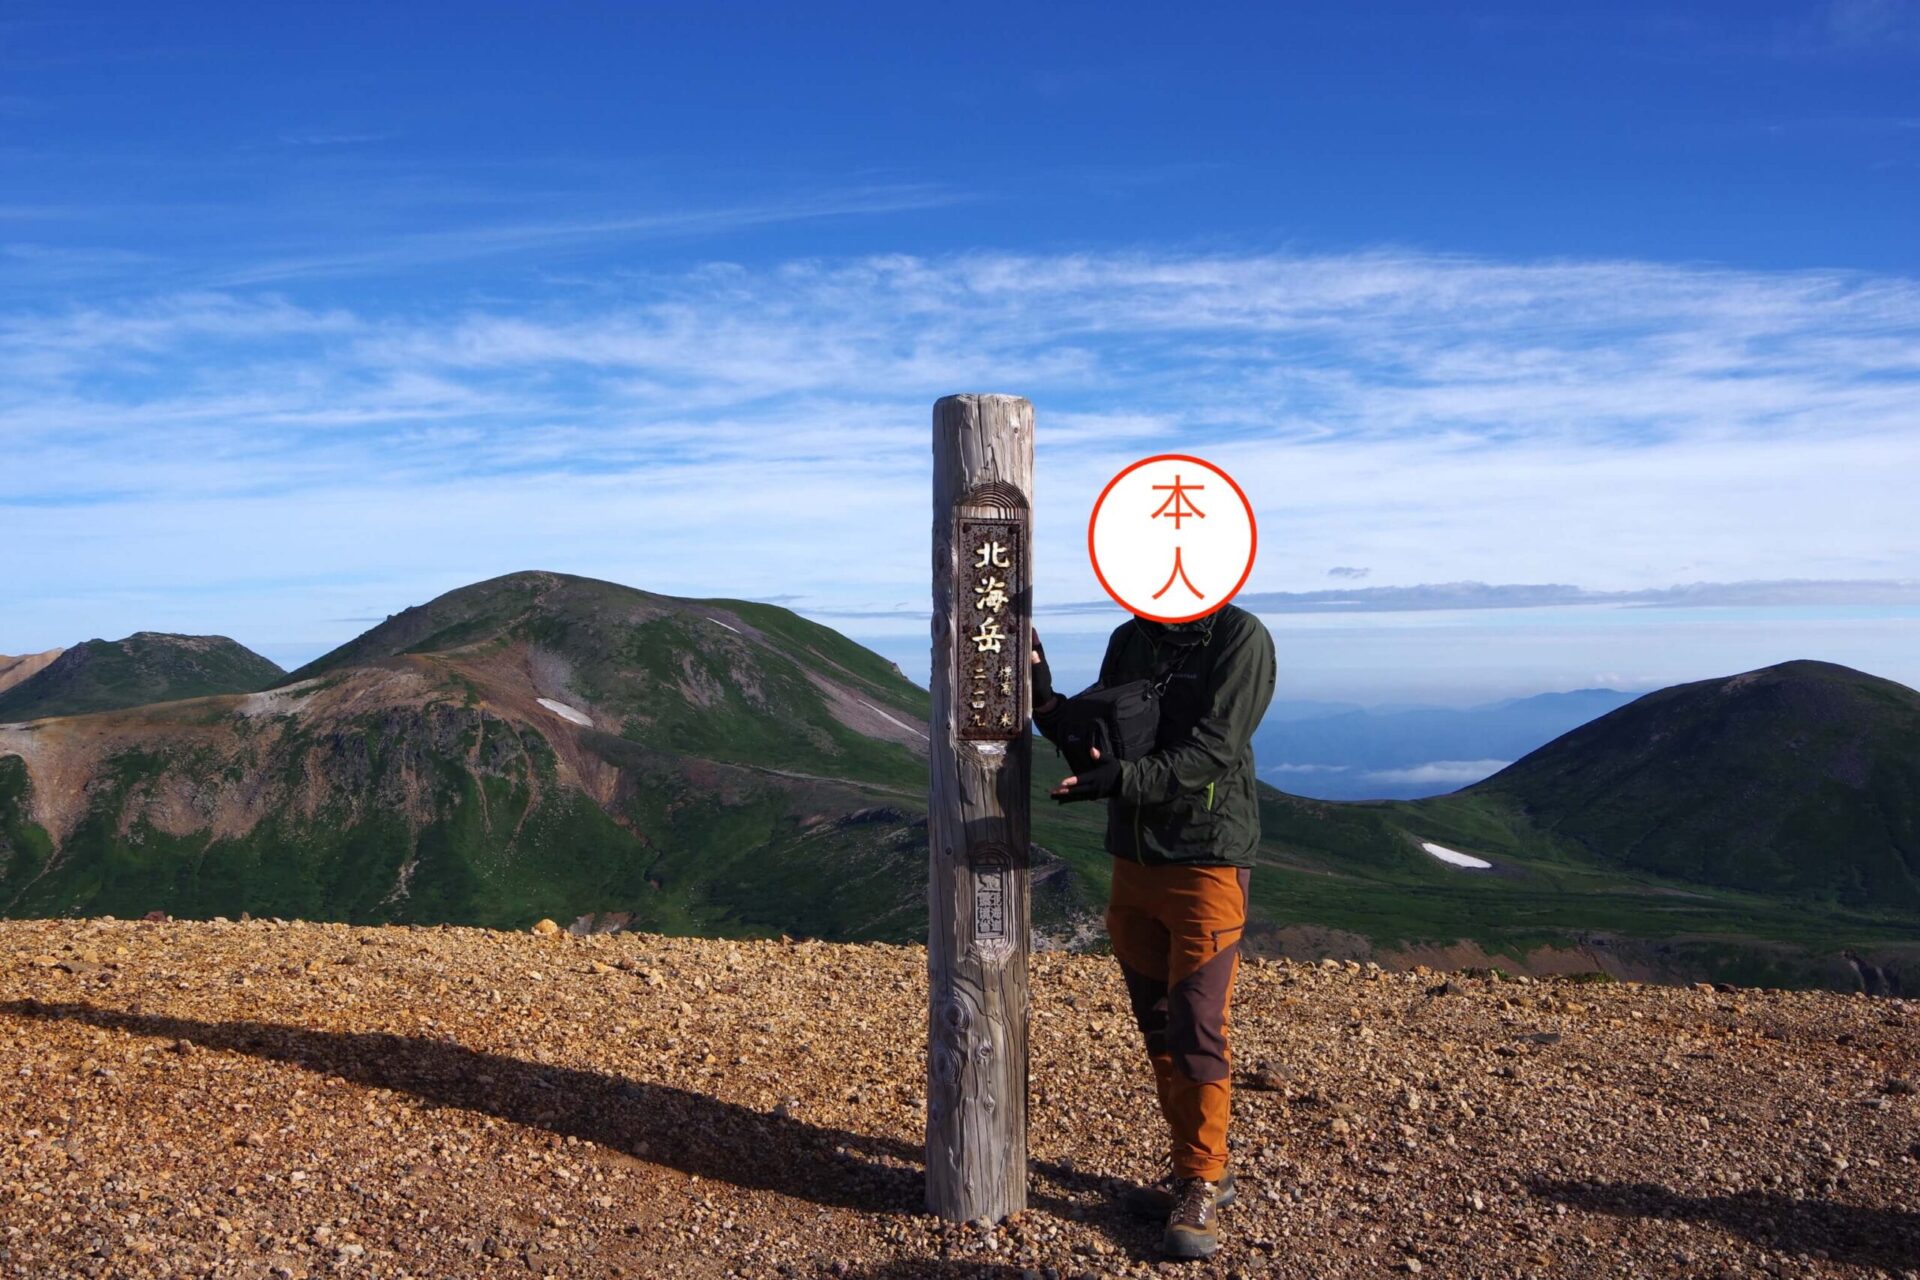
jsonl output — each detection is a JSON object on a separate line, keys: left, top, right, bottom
{"left": 2, "top": 918, "right": 1916, "bottom": 1279}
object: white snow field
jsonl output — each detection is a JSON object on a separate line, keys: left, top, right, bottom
{"left": 535, "top": 698, "right": 592, "bottom": 726}
{"left": 1420, "top": 841, "right": 1493, "bottom": 870}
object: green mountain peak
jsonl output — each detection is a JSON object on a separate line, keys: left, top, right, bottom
{"left": 0, "top": 632, "right": 284, "bottom": 722}
{"left": 1468, "top": 658, "right": 1920, "bottom": 911}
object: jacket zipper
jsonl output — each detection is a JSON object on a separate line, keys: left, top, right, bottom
{"left": 1133, "top": 630, "right": 1154, "bottom": 862}
{"left": 1124, "top": 619, "right": 1224, "bottom": 864}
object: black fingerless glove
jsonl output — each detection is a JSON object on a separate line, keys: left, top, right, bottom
{"left": 1052, "top": 756, "right": 1123, "bottom": 803}
{"left": 1030, "top": 631, "right": 1056, "bottom": 707}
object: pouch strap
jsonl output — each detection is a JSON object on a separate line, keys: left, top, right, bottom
{"left": 1143, "top": 614, "right": 1217, "bottom": 697}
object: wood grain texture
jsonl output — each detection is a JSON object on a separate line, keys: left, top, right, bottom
{"left": 926, "top": 393, "right": 1034, "bottom": 1222}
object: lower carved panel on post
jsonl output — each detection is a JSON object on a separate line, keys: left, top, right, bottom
{"left": 970, "top": 844, "right": 1012, "bottom": 965}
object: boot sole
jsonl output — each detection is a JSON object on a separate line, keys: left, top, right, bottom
{"left": 1162, "top": 1228, "right": 1220, "bottom": 1260}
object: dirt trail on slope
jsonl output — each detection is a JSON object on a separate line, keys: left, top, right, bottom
{"left": 1, "top": 919, "right": 1916, "bottom": 1279}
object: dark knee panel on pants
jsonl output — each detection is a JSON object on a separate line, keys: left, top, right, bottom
{"left": 1117, "top": 960, "right": 1170, "bottom": 1057}
{"left": 1169, "top": 942, "right": 1239, "bottom": 1083}
{"left": 1108, "top": 896, "right": 1174, "bottom": 1059}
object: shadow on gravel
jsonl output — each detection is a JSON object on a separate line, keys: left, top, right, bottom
{"left": 1532, "top": 1179, "right": 1920, "bottom": 1271}
{"left": 2, "top": 998, "right": 1120, "bottom": 1230}
{"left": 842, "top": 1264, "right": 1034, "bottom": 1278}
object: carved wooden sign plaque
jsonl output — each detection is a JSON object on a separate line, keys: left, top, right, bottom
{"left": 953, "top": 510, "right": 1028, "bottom": 741}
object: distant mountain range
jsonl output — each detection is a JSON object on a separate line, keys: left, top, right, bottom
{"left": 0, "top": 632, "right": 283, "bottom": 721}
{"left": 1254, "top": 688, "right": 1645, "bottom": 800}
{"left": 2, "top": 572, "right": 1916, "bottom": 991}
{"left": 0, "top": 573, "right": 1048, "bottom": 943}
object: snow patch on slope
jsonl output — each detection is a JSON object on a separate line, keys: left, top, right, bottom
{"left": 859, "top": 699, "right": 927, "bottom": 740}
{"left": 1420, "top": 841, "right": 1493, "bottom": 870}
{"left": 536, "top": 698, "right": 593, "bottom": 727}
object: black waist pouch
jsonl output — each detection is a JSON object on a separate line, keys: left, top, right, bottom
{"left": 1047, "top": 620, "right": 1215, "bottom": 775}
{"left": 1051, "top": 679, "right": 1160, "bottom": 774}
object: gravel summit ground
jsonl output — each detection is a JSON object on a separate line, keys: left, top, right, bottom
{"left": 2, "top": 919, "right": 1917, "bottom": 1280}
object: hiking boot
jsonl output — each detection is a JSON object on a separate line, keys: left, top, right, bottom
{"left": 1120, "top": 1168, "right": 1236, "bottom": 1220}
{"left": 1162, "top": 1176, "right": 1224, "bottom": 1259}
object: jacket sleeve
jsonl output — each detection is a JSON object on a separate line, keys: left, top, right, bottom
{"left": 1117, "top": 614, "right": 1275, "bottom": 806}
{"left": 1031, "top": 692, "right": 1068, "bottom": 751}
{"left": 1031, "top": 626, "right": 1122, "bottom": 750}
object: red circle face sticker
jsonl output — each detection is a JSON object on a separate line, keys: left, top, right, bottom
{"left": 1088, "top": 454, "right": 1257, "bottom": 623}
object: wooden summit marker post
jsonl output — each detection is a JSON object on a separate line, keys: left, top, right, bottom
{"left": 927, "top": 393, "right": 1034, "bottom": 1222}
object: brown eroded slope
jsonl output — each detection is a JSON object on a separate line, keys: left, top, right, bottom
{"left": 0, "top": 647, "right": 618, "bottom": 851}
{"left": 2, "top": 918, "right": 1916, "bottom": 1279}
{"left": 0, "top": 650, "right": 62, "bottom": 698}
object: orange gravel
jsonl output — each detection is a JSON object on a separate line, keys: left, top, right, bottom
{"left": 2, "top": 917, "right": 1916, "bottom": 1279}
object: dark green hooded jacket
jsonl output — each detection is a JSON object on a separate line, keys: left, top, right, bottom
{"left": 1036, "top": 603, "right": 1276, "bottom": 867}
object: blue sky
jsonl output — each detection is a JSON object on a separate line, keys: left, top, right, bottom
{"left": 3, "top": 1, "right": 1917, "bottom": 703}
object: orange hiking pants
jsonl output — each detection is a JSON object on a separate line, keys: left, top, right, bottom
{"left": 1106, "top": 857, "right": 1250, "bottom": 1182}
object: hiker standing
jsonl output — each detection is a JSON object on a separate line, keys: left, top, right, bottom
{"left": 1031, "top": 603, "right": 1276, "bottom": 1260}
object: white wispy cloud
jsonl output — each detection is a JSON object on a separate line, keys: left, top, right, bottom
{"left": 1823, "top": 0, "right": 1920, "bottom": 50}
{"left": 1365, "top": 760, "right": 1513, "bottom": 786}
{"left": 210, "top": 186, "right": 971, "bottom": 286}
{"left": 274, "top": 131, "right": 396, "bottom": 148}
{"left": 1, "top": 248, "right": 1915, "bottom": 668}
